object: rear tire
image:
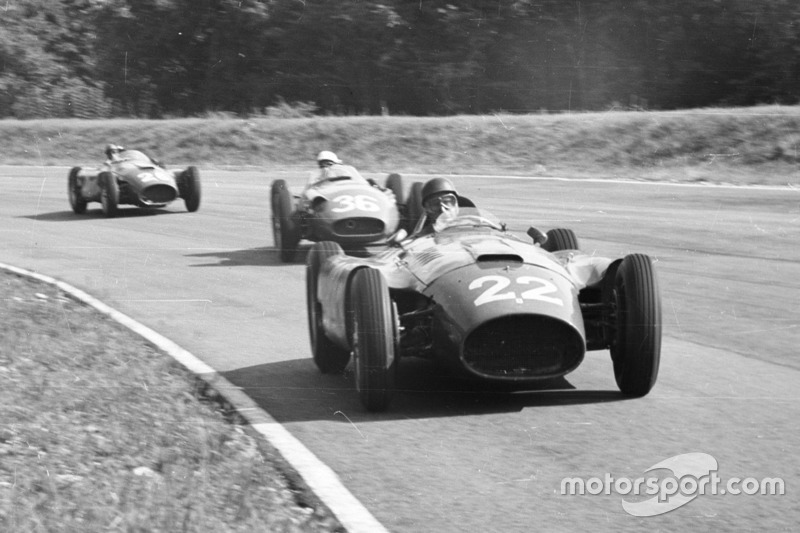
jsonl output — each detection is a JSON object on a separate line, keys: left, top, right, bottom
{"left": 405, "top": 181, "right": 424, "bottom": 233}
{"left": 271, "top": 180, "right": 300, "bottom": 262}
{"left": 610, "top": 254, "right": 662, "bottom": 396}
{"left": 180, "top": 166, "right": 201, "bottom": 212}
{"left": 385, "top": 173, "right": 403, "bottom": 201}
{"left": 307, "top": 241, "right": 351, "bottom": 374}
{"left": 68, "top": 167, "right": 87, "bottom": 214}
{"left": 543, "top": 228, "right": 579, "bottom": 252}
{"left": 100, "top": 172, "right": 118, "bottom": 218}
{"left": 349, "top": 268, "right": 396, "bottom": 412}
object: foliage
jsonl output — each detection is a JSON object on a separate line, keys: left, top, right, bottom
{"left": 2, "top": 0, "right": 800, "bottom": 117}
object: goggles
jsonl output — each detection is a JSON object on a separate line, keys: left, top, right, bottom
{"left": 424, "top": 193, "right": 457, "bottom": 209}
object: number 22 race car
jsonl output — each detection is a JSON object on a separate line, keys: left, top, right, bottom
{"left": 307, "top": 206, "right": 662, "bottom": 412}
{"left": 68, "top": 149, "right": 201, "bottom": 217}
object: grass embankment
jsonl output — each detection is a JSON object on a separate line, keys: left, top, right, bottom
{"left": 1, "top": 106, "right": 800, "bottom": 186}
{"left": 0, "top": 272, "right": 341, "bottom": 532}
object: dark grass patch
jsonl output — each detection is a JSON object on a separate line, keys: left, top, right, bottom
{"left": 0, "top": 272, "right": 342, "bottom": 532}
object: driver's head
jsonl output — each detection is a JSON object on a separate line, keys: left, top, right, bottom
{"left": 317, "top": 150, "right": 342, "bottom": 168}
{"left": 105, "top": 144, "right": 124, "bottom": 159}
{"left": 422, "top": 177, "right": 459, "bottom": 221}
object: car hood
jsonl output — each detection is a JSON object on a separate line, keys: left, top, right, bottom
{"left": 113, "top": 162, "right": 177, "bottom": 189}
{"left": 374, "top": 229, "right": 612, "bottom": 291}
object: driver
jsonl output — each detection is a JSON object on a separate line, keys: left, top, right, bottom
{"left": 104, "top": 144, "right": 124, "bottom": 163}
{"left": 416, "top": 177, "right": 460, "bottom": 235}
{"left": 308, "top": 150, "right": 343, "bottom": 185}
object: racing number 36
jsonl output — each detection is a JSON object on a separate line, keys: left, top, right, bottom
{"left": 331, "top": 194, "right": 380, "bottom": 213}
{"left": 469, "top": 275, "right": 563, "bottom": 307}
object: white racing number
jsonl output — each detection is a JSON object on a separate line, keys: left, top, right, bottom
{"left": 469, "top": 275, "right": 563, "bottom": 307}
{"left": 137, "top": 172, "right": 157, "bottom": 182}
{"left": 331, "top": 194, "right": 381, "bottom": 213}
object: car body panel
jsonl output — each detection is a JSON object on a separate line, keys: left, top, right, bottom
{"left": 314, "top": 208, "right": 615, "bottom": 382}
{"left": 294, "top": 174, "right": 401, "bottom": 246}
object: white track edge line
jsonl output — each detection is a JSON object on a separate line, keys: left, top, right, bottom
{"left": 0, "top": 261, "right": 388, "bottom": 533}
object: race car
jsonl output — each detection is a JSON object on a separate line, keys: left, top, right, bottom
{"left": 271, "top": 170, "right": 407, "bottom": 262}
{"left": 306, "top": 206, "right": 662, "bottom": 411}
{"left": 68, "top": 149, "right": 201, "bottom": 217}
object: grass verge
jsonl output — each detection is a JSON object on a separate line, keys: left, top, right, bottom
{"left": 2, "top": 106, "right": 800, "bottom": 186}
{"left": 0, "top": 271, "right": 342, "bottom": 532}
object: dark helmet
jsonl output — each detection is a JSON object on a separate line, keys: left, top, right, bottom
{"left": 421, "top": 177, "right": 458, "bottom": 205}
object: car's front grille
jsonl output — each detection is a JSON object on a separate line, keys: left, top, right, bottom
{"left": 463, "top": 315, "right": 584, "bottom": 379}
{"left": 333, "top": 217, "right": 384, "bottom": 237}
{"left": 141, "top": 184, "right": 177, "bottom": 204}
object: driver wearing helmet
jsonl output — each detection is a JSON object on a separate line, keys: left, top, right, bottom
{"left": 415, "top": 177, "right": 460, "bottom": 235}
{"left": 104, "top": 144, "right": 124, "bottom": 163}
{"left": 308, "top": 150, "right": 345, "bottom": 185}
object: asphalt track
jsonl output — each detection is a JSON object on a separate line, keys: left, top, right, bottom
{"left": 2, "top": 166, "right": 798, "bottom": 532}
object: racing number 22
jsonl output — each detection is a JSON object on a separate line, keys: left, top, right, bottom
{"left": 469, "top": 275, "right": 563, "bottom": 307}
{"left": 331, "top": 194, "right": 380, "bottom": 213}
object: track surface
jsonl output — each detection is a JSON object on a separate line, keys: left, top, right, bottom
{"left": 2, "top": 166, "right": 798, "bottom": 531}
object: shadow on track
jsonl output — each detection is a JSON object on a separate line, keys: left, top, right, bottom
{"left": 185, "top": 245, "right": 311, "bottom": 267}
{"left": 19, "top": 207, "right": 180, "bottom": 221}
{"left": 222, "top": 357, "right": 628, "bottom": 423}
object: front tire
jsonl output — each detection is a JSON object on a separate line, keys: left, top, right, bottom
{"left": 349, "top": 268, "right": 396, "bottom": 412}
{"left": 307, "top": 241, "right": 351, "bottom": 374}
{"left": 271, "top": 180, "right": 300, "bottom": 263}
{"left": 180, "top": 166, "right": 201, "bottom": 212}
{"left": 100, "top": 172, "right": 119, "bottom": 218}
{"left": 543, "top": 228, "right": 579, "bottom": 252}
{"left": 68, "top": 167, "right": 87, "bottom": 214}
{"left": 610, "top": 254, "right": 662, "bottom": 396}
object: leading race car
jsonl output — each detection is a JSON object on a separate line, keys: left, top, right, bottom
{"left": 271, "top": 170, "right": 406, "bottom": 262}
{"left": 306, "top": 206, "right": 662, "bottom": 411}
{"left": 68, "top": 149, "right": 201, "bottom": 217}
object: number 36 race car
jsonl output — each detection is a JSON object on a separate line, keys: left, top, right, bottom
{"left": 271, "top": 170, "right": 406, "bottom": 262}
{"left": 68, "top": 149, "right": 201, "bottom": 217}
{"left": 307, "top": 207, "right": 662, "bottom": 411}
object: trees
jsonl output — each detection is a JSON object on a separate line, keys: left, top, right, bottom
{"left": 1, "top": 0, "right": 799, "bottom": 117}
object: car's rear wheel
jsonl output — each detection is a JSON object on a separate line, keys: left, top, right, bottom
{"left": 405, "top": 181, "right": 424, "bottom": 233}
{"left": 307, "top": 241, "right": 351, "bottom": 374}
{"left": 385, "top": 173, "right": 403, "bottom": 201}
{"left": 100, "top": 172, "right": 119, "bottom": 218}
{"left": 68, "top": 167, "right": 87, "bottom": 214}
{"left": 543, "top": 228, "right": 580, "bottom": 252}
{"left": 180, "top": 166, "right": 201, "bottom": 212}
{"left": 349, "top": 268, "right": 396, "bottom": 412}
{"left": 610, "top": 254, "right": 662, "bottom": 396}
{"left": 271, "top": 179, "right": 300, "bottom": 263}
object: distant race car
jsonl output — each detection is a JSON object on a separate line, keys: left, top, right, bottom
{"left": 271, "top": 170, "right": 408, "bottom": 262}
{"left": 307, "top": 205, "right": 662, "bottom": 411}
{"left": 68, "top": 149, "right": 201, "bottom": 217}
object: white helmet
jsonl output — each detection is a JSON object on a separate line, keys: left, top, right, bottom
{"left": 317, "top": 150, "right": 342, "bottom": 167}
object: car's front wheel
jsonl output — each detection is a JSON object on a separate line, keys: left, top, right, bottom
{"left": 610, "top": 254, "right": 662, "bottom": 396}
{"left": 100, "top": 172, "right": 119, "bottom": 218}
{"left": 271, "top": 179, "right": 300, "bottom": 263}
{"left": 543, "top": 228, "right": 579, "bottom": 252}
{"left": 68, "top": 167, "right": 87, "bottom": 214}
{"left": 349, "top": 268, "right": 396, "bottom": 412}
{"left": 180, "top": 166, "right": 201, "bottom": 212}
{"left": 307, "top": 241, "right": 351, "bottom": 374}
